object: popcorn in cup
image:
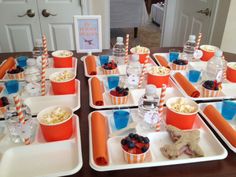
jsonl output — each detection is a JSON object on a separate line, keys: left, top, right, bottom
{"left": 52, "top": 50, "right": 73, "bottom": 68}
{"left": 37, "top": 106, "right": 73, "bottom": 142}
{"left": 147, "top": 66, "right": 170, "bottom": 88}
{"left": 200, "top": 45, "right": 218, "bottom": 61}
{"left": 166, "top": 97, "right": 199, "bottom": 130}
{"left": 226, "top": 62, "right": 236, "bottom": 82}
{"left": 130, "top": 45, "right": 150, "bottom": 64}
{"left": 49, "top": 70, "right": 76, "bottom": 95}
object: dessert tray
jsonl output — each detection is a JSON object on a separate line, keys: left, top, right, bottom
{"left": 83, "top": 55, "right": 156, "bottom": 77}
{"left": 199, "top": 101, "right": 236, "bottom": 153}
{"left": 0, "top": 115, "right": 83, "bottom": 177}
{"left": 0, "top": 57, "right": 78, "bottom": 81}
{"left": 88, "top": 108, "right": 227, "bottom": 171}
{"left": 88, "top": 76, "right": 183, "bottom": 109}
{"left": 0, "top": 79, "right": 80, "bottom": 115}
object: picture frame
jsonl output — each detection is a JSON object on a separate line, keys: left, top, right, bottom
{"left": 74, "top": 15, "right": 102, "bottom": 53}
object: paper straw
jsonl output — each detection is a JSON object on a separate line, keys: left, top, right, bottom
{"left": 41, "top": 54, "right": 47, "bottom": 96}
{"left": 158, "top": 84, "right": 167, "bottom": 116}
{"left": 195, "top": 32, "right": 202, "bottom": 50}
{"left": 13, "top": 95, "right": 30, "bottom": 145}
{"left": 124, "top": 34, "right": 130, "bottom": 64}
{"left": 138, "top": 57, "right": 149, "bottom": 88}
{"left": 222, "top": 55, "right": 227, "bottom": 80}
{"left": 42, "top": 34, "right": 48, "bottom": 57}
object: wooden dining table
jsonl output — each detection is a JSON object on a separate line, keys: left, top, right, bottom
{"left": 0, "top": 47, "right": 236, "bottom": 177}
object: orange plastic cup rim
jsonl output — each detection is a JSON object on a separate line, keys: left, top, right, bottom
{"left": 49, "top": 71, "right": 76, "bottom": 83}
{"left": 227, "top": 62, "right": 236, "bottom": 70}
{"left": 37, "top": 105, "right": 73, "bottom": 126}
{"left": 166, "top": 97, "right": 199, "bottom": 116}
{"left": 52, "top": 50, "right": 73, "bottom": 58}
{"left": 130, "top": 47, "right": 150, "bottom": 54}
{"left": 122, "top": 144, "right": 150, "bottom": 156}
{"left": 200, "top": 45, "right": 218, "bottom": 52}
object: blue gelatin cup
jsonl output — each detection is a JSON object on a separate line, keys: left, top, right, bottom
{"left": 17, "top": 56, "right": 28, "bottom": 68}
{"left": 107, "top": 76, "right": 119, "bottom": 89}
{"left": 4, "top": 80, "right": 19, "bottom": 94}
{"left": 113, "top": 110, "right": 130, "bottom": 130}
{"left": 169, "top": 49, "right": 180, "bottom": 62}
{"left": 99, "top": 55, "right": 109, "bottom": 66}
{"left": 221, "top": 101, "right": 236, "bottom": 120}
{"left": 188, "top": 69, "right": 201, "bottom": 83}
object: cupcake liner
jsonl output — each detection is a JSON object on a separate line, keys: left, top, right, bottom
{"left": 7, "top": 72, "right": 24, "bottom": 80}
{"left": 102, "top": 68, "right": 118, "bottom": 75}
{"left": 109, "top": 93, "right": 128, "bottom": 105}
{"left": 172, "top": 63, "right": 188, "bottom": 70}
{"left": 122, "top": 148, "right": 150, "bottom": 163}
{"left": 202, "top": 86, "right": 220, "bottom": 97}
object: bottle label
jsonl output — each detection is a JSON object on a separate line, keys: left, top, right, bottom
{"left": 127, "top": 74, "right": 139, "bottom": 86}
{"left": 193, "top": 49, "right": 203, "bottom": 59}
{"left": 216, "top": 70, "right": 223, "bottom": 82}
{"left": 144, "top": 110, "right": 159, "bottom": 125}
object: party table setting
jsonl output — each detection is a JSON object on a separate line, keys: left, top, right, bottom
{"left": 0, "top": 32, "right": 236, "bottom": 177}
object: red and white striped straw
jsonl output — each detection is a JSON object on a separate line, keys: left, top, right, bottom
{"left": 124, "top": 34, "right": 130, "bottom": 64}
{"left": 42, "top": 34, "right": 48, "bottom": 57}
{"left": 158, "top": 84, "right": 167, "bottom": 117}
{"left": 138, "top": 57, "right": 149, "bottom": 88}
{"left": 222, "top": 55, "right": 227, "bottom": 80}
{"left": 195, "top": 32, "right": 202, "bottom": 50}
{"left": 13, "top": 95, "right": 30, "bottom": 145}
{"left": 41, "top": 54, "right": 47, "bottom": 96}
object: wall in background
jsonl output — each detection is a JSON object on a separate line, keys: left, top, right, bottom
{"left": 221, "top": 0, "right": 236, "bottom": 54}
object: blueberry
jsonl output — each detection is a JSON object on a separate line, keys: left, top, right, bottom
{"left": 134, "top": 134, "right": 139, "bottom": 139}
{"left": 137, "top": 136, "right": 144, "bottom": 143}
{"left": 1, "top": 97, "right": 9, "bottom": 106}
{"left": 121, "top": 139, "right": 127, "bottom": 146}
{"left": 118, "top": 88, "right": 124, "bottom": 94}
{"left": 127, "top": 141, "right": 135, "bottom": 149}
{"left": 141, "top": 146, "right": 148, "bottom": 153}
{"left": 123, "top": 91, "right": 128, "bottom": 96}
{"left": 125, "top": 88, "right": 129, "bottom": 91}
{"left": 143, "top": 137, "right": 150, "bottom": 144}
{"left": 125, "top": 137, "right": 131, "bottom": 142}
{"left": 128, "top": 133, "right": 135, "bottom": 139}
{"left": 116, "top": 86, "right": 120, "bottom": 92}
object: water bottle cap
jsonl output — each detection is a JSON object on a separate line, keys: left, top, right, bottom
{"left": 131, "top": 54, "right": 139, "bottom": 62}
{"left": 189, "top": 35, "right": 196, "bottom": 42}
{"left": 116, "top": 37, "right": 123, "bottom": 43}
{"left": 35, "top": 39, "right": 42, "bottom": 47}
{"left": 145, "top": 84, "right": 157, "bottom": 96}
{"left": 215, "top": 50, "right": 223, "bottom": 57}
{"left": 27, "top": 59, "right": 36, "bottom": 66}
{"left": 87, "top": 51, "right": 92, "bottom": 56}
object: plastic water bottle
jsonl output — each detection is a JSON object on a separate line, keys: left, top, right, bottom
{"left": 24, "top": 59, "right": 41, "bottom": 83}
{"left": 182, "top": 35, "right": 196, "bottom": 61}
{"left": 126, "top": 54, "right": 142, "bottom": 89}
{"left": 206, "top": 50, "right": 225, "bottom": 82}
{"left": 32, "top": 39, "right": 43, "bottom": 59}
{"left": 138, "top": 85, "right": 160, "bottom": 130}
{"left": 112, "top": 37, "right": 126, "bottom": 65}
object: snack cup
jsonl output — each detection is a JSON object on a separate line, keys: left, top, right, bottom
{"left": 7, "top": 71, "right": 24, "bottom": 80}
{"left": 226, "top": 62, "right": 236, "bottom": 82}
{"left": 101, "top": 67, "right": 118, "bottom": 75}
{"left": 130, "top": 47, "right": 150, "bottom": 64}
{"left": 147, "top": 70, "right": 170, "bottom": 88}
{"left": 37, "top": 106, "right": 73, "bottom": 142}
{"left": 109, "top": 92, "right": 129, "bottom": 105}
{"left": 122, "top": 145, "right": 150, "bottom": 164}
{"left": 52, "top": 50, "right": 73, "bottom": 68}
{"left": 201, "top": 86, "right": 220, "bottom": 97}
{"left": 166, "top": 97, "right": 199, "bottom": 130}
{"left": 200, "top": 45, "right": 218, "bottom": 61}
{"left": 49, "top": 71, "right": 76, "bottom": 95}
{"left": 171, "top": 63, "right": 188, "bottom": 70}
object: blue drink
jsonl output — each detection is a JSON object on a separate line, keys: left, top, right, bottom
{"left": 4, "top": 80, "right": 19, "bottom": 94}
{"left": 188, "top": 70, "right": 201, "bottom": 83}
{"left": 221, "top": 101, "right": 236, "bottom": 120}
{"left": 113, "top": 110, "right": 130, "bottom": 129}
{"left": 107, "top": 76, "right": 119, "bottom": 89}
{"left": 169, "top": 49, "right": 180, "bottom": 62}
{"left": 99, "top": 55, "right": 109, "bottom": 66}
{"left": 17, "top": 56, "right": 28, "bottom": 68}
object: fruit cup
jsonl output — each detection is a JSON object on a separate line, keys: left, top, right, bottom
{"left": 49, "top": 71, "right": 76, "bottom": 95}
{"left": 166, "top": 97, "right": 199, "bottom": 130}
{"left": 52, "top": 50, "right": 73, "bottom": 68}
{"left": 130, "top": 46, "right": 150, "bottom": 64}
{"left": 109, "top": 87, "right": 129, "bottom": 105}
{"left": 200, "top": 45, "right": 218, "bottom": 61}
{"left": 226, "top": 62, "right": 236, "bottom": 82}
{"left": 37, "top": 105, "right": 73, "bottom": 142}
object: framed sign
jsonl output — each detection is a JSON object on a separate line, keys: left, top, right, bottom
{"left": 74, "top": 15, "right": 102, "bottom": 53}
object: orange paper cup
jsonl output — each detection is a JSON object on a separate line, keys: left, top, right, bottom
{"left": 147, "top": 71, "right": 170, "bottom": 88}
{"left": 226, "top": 62, "right": 236, "bottom": 82}
{"left": 37, "top": 106, "right": 73, "bottom": 142}
{"left": 52, "top": 50, "right": 73, "bottom": 68}
{"left": 49, "top": 71, "right": 76, "bottom": 95}
{"left": 130, "top": 47, "right": 150, "bottom": 64}
{"left": 166, "top": 97, "right": 199, "bottom": 130}
{"left": 171, "top": 63, "right": 188, "bottom": 70}
{"left": 101, "top": 67, "right": 118, "bottom": 75}
{"left": 200, "top": 45, "right": 218, "bottom": 61}
{"left": 201, "top": 86, "right": 220, "bottom": 97}
{"left": 109, "top": 92, "right": 129, "bottom": 105}
{"left": 122, "top": 146, "right": 150, "bottom": 164}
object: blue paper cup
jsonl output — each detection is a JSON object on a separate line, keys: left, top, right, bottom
{"left": 4, "top": 80, "right": 19, "bottom": 94}
{"left": 188, "top": 69, "right": 201, "bottom": 83}
{"left": 107, "top": 76, "right": 119, "bottom": 89}
{"left": 17, "top": 56, "right": 28, "bottom": 68}
{"left": 169, "top": 49, "right": 180, "bottom": 62}
{"left": 113, "top": 110, "right": 130, "bottom": 129}
{"left": 221, "top": 101, "right": 236, "bottom": 120}
{"left": 99, "top": 55, "right": 109, "bottom": 66}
